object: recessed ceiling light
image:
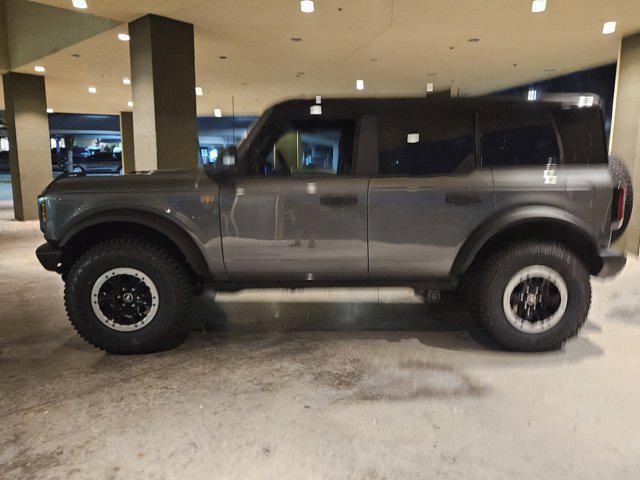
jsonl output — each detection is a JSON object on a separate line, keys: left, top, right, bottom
{"left": 356, "top": 79, "right": 365, "bottom": 90}
{"left": 195, "top": 86, "right": 203, "bottom": 96}
{"left": 72, "top": 0, "right": 88, "bottom": 9}
{"left": 426, "top": 82, "right": 434, "bottom": 92}
{"left": 531, "top": 0, "right": 546, "bottom": 13}
{"left": 300, "top": 0, "right": 315, "bottom": 13}
{"left": 88, "top": 86, "right": 97, "bottom": 94}
{"left": 117, "top": 33, "right": 130, "bottom": 41}
{"left": 527, "top": 88, "right": 537, "bottom": 101}
{"left": 213, "top": 108, "right": 222, "bottom": 118}
{"left": 34, "top": 65, "right": 45, "bottom": 73}
{"left": 46, "top": 108, "right": 54, "bottom": 113}
{"left": 602, "top": 21, "right": 616, "bottom": 35}
{"left": 127, "top": 101, "right": 134, "bottom": 107}
{"left": 310, "top": 105, "right": 322, "bottom": 115}
{"left": 122, "top": 77, "right": 131, "bottom": 85}
{"left": 315, "top": 96, "right": 322, "bottom": 104}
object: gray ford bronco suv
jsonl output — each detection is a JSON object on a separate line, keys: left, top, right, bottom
{"left": 36, "top": 96, "right": 630, "bottom": 354}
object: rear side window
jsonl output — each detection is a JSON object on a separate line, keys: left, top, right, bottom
{"left": 553, "top": 108, "right": 606, "bottom": 164}
{"left": 481, "top": 106, "right": 559, "bottom": 166}
{"left": 378, "top": 108, "right": 476, "bottom": 176}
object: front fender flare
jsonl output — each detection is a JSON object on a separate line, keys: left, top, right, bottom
{"left": 59, "top": 209, "right": 210, "bottom": 277}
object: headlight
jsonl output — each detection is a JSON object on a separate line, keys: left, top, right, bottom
{"left": 38, "top": 197, "right": 47, "bottom": 231}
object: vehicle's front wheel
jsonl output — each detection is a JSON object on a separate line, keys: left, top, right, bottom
{"left": 465, "top": 242, "right": 591, "bottom": 351}
{"left": 64, "top": 238, "right": 192, "bottom": 354}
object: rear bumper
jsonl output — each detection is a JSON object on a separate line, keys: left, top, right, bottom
{"left": 596, "top": 248, "right": 626, "bottom": 278}
{"left": 36, "top": 242, "right": 64, "bottom": 272}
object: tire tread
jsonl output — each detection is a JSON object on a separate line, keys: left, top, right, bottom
{"left": 465, "top": 241, "right": 591, "bottom": 351}
{"left": 64, "top": 237, "right": 192, "bottom": 354}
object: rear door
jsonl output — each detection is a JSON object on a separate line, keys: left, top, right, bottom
{"left": 368, "top": 103, "right": 494, "bottom": 278}
{"left": 219, "top": 118, "right": 369, "bottom": 280}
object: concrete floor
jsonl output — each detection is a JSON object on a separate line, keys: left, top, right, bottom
{"left": 1, "top": 201, "right": 640, "bottom": 480}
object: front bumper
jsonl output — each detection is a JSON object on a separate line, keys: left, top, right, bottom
{"left": 36, "top": 242, "right": 64, "bottom": 272}
{"left": 596, "top": 248, "right": 626, "bottom": 278}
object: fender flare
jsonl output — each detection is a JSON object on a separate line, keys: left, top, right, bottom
{"left": 451, "top": 205, "right": 601, "bottom": 276}
{"left": 59, "top": 209, "right": 210, "bottom": 277}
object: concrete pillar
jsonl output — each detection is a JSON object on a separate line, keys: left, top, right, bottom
{"left": 610, "top": 32, "right": 640, "bottom": 254}
{"left": 2, "top": 72, "right": 51, "bottom": 220}
{"left": 119, "top": 111, "right": 135, "bottom": 173}
{"left": 128, "top": 15, "right": 199, "bottom": 171}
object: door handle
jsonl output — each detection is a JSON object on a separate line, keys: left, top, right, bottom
{"left": 319, "top": 194, "right": 358, "bottom": 207}
{"left": 445, "top": 192, "right": 483, "bottom": 206}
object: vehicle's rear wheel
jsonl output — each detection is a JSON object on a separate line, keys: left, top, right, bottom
{"left": 465, "top": 241, "right": 591, "bottom": 351}
{"left": 64, "top": 237, "right": 192, "bottom": 354}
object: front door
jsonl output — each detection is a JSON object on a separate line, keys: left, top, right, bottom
{"left": 219, "top": 120, "right": 368, "bottom": 281}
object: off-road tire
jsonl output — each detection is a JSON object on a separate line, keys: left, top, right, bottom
{"left": 465, "top": 241, "right": 591, "bottom": 351}
{"left": 64, "top": 237, "right": 192, "bottom": 354}
{"left": 609, "top": 155, "right": 633, "bottom": 242}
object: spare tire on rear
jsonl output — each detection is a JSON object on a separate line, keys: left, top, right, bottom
{"left": 608, "top": 155, "right": 633, "bottom": 242}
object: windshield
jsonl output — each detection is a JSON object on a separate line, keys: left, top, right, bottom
{"left": 237, "top": 107, "right": 273, "bottom": 157}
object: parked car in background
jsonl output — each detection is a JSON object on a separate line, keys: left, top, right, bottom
{"left": 36, "top": 96, "right": 630, "bottom": 354}
{"left": 73, "top": 151, "right": 123, "bottom": 175}
{"left": 52, "top": 148, "right": 122, "bottom": 175}
{"left": 52, "top": 146, "right": 91, "bottom": 173}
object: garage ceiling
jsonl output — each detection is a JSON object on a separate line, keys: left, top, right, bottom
{"left": 3, "top": 0, "right": 640, "bottom": 116}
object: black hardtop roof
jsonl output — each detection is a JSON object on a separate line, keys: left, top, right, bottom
{"left": 268, "top": 94, "right": 600, "bottom": 117}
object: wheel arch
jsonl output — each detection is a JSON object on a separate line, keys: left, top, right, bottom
{"left": 452, "top": 206, "right": 603, "bottom": 277}
{"left": 59, "top": 209, "right": 210, "bottom": 277}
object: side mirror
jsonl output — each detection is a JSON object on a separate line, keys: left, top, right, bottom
{"left": 206, "top": 145, "right": 239, "bottom": 182}
{"left": 221, "top": 145, "right": 238, "bottom": 169}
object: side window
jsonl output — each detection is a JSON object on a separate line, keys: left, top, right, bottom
{"left": 378, "top": 108, "right": 476, "bottom": 176}
{"left": 553, "top": 108, "right": 606, "bottom": 164}
{"left": 255, "top": 120, "right": 355, "bottom": 176}
{"left": 481, "top": 107, "right": 560, "bottom": 166}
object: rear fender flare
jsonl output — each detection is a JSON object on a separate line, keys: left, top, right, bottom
{"left": 451, "top": 206, "right": 601, "bottom": 276}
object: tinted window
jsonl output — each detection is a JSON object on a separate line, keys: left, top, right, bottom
{"left": 378, "top": 108, "right": 476, "bottom": 175}
{"left": 252, "top": 120, "right": 354, "bottom": 176}
{"left": 553, "top": 108, "right": 606, "bottom": 164}
{"left": 481, "top": 107, "right": 559, "bottom": 166}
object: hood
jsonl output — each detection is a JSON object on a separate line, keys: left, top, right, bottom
{"left": 43, "top": 169, "right": 202, "bottom": 196}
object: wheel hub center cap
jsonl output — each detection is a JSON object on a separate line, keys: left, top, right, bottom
{"left": 91, "top": 268, "right": 159, "bottom": 332}
{"left": 503, "top": 265, "right": 568, "bottom": 334}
